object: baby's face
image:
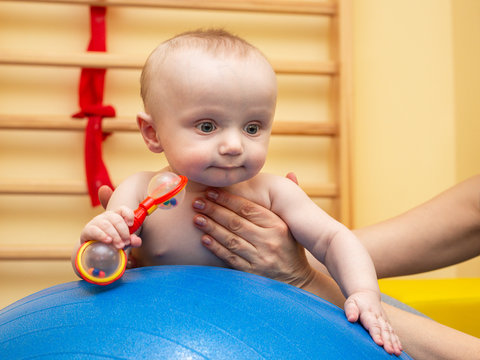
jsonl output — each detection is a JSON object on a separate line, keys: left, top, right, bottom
{"left": 147, "top": 49, "right": 277, "bottom": 187}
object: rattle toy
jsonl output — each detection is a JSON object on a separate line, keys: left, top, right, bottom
{"left": 75, "top": 172, "right": 188, "bottom": 285}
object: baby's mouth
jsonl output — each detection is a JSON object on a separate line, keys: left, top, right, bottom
{"left": 210, "top": 165, "right": 243, "bottom": 170}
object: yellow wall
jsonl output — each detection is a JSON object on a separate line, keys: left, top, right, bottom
{"left": 352, "top": 0, "right": 480, "bottom": 278}
{"left": 452, "top": 0, "right": 480, "bottom": 189}
{"left": 451, "top": 0, "right": 480, "bottom": 277}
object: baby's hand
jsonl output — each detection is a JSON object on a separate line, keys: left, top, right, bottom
{"left": 344, "top": 290, "right": 403, "bottom": 356}
{"left": 80, "top": 206, "right": 142, "bottom": 249}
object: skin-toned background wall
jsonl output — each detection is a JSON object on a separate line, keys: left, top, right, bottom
{"left": 352, "top": 0, "right": 480, "bottom": 279}
{"left": 0, "top": 0, "right": 479, "bottom": 309}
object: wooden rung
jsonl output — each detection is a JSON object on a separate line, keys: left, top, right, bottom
{"left": 0, "top": 245, "right": 72, "bottom": 261}
{"left": 0, "top": 179, "right": 338, "bottom": 198}
{"left": 0, "top": 114, "right": 138, "bottom": 132}
{"left": 0, "top": 114, "right": 338, "bottom": 136}
{"left": 11, "top": 0, "right": 336, "bottom": 16}
{"left": 302, "top": 183, "right": 338, "bottom": 198}
{"left": 0, "top": 52, "right": 337, "bottom": 76}
{"left": 0, "top": 180, "right": 87, "bottom": 195}
{"left": 273, "top": 121, "right": 337, "bottom": 136}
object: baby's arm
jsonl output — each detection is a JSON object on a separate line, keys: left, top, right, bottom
{"left": 71, "top": 172, "right": 157, "bottom": 277}
{"left": 72, "top": 172, "right": 153, "bottom": 265}
{"left": 267, "top": 175, "right": 401, "bottom": 355}
{"left": 79, "top": 205, "right": 141, "bottom": 249}
{"left": 324, "top": 227, "right": 402, "bottom": 354}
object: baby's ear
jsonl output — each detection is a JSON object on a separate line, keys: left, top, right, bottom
{"left": 137, "top": 112, "right": 163, "bottom": 153}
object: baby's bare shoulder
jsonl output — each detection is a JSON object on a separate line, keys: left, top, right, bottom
{"left": 252, "top": 173, "right": 299, "bottom": 192}
{"left": 107, "top": 171, "right": 160, "bottom": 210}
{"left": 226, "top": 173, "right": 293, "bottom": 209}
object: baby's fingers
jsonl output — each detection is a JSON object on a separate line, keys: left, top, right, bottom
{"left": 361, "top": 312, "right": 403, "bottom": 356}
{"left": 82, "top": 211, "right": 130, "bottom": 249}
{"left": 129, "top": 233, "right": 142, "bottom": 248}
{"left": 377, "top": 319, "right": 403, "bottom": 355}
{"left": 80, "top": 224, "right": 113, "bottom": 244}
{"left": 104, "top": 210, "right": 133, "bottom": 248}
{"left": 80, "top": 207, "right": 135, "bottom": 249}
{"left": 344, "top": 297, "right": 360, "bottom": 323}
{"left": 114, "top": 205, "right": 135, "bottom": 228}
{"left": 359, "top": 311, "right": 385, "bottom": 347}
{"left": 382, "top": 322, "right": 403, "bottom": 356}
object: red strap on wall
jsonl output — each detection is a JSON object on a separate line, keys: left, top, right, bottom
{"left": 72, "top": 6, "right": 115, "bottom": 206}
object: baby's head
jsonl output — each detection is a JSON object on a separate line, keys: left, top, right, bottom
{"left": 141, "top": 29, "right": 273, "bottom": 111}
{"left": 138, "top": 29, "right": 277, "bottom": 187}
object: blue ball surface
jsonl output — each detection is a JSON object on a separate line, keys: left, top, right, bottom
{"left": 0, "top": 266, "right": 412, "bottom": 359}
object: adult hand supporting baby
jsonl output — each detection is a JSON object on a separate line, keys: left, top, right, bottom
{"left": 192, "top": 186, "right": 315, "bottom": 287}
{"left": 192, "top": 172, "right": 302, "bottom": 278}
{"left": 191, "top": 173, "right": 344, "bottom": 306}
{"left": 192, "top": 187, "right": 347, "bottom": 308}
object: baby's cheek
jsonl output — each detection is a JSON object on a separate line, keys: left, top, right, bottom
{"left": 171, "top": 151, "right": 208, "bottom": 175}
{"left": 248, "top": 149, "right": 267, "bottom": 173}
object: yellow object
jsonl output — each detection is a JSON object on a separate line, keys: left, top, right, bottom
{"left": 75, "top": 241, "right": 127, "bottom": 286}
{"left": 147, "top": 204, "right": 158, "bottom": 215}
{"left": 379, "top": 278, "right": 480, "bottom": 338}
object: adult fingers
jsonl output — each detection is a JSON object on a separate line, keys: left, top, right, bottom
{"left": 200, "top": 233, "right": 253, "bottom": 272}
{"left": 285, "top": 172, "right": 299, "bottom": 185}
{"left": 201, "top": 188, "right": 284, "bottom": 229}
{"left": 197, "top": 172, "right": 299, "bottom": 229}
{"left": 193, "top": 194, "right": 303, "bottom": 267}
{"left": 192, "top": 197, "right": 264, "bottom": 269}
{"left": 193, "top": 195, "right": 268, "bottom": 243}
{"left": 193, "top": 212, "right": 257, "bottom": 256}
{"left": 98, "top": 185, "right": 113, "bottom": 210}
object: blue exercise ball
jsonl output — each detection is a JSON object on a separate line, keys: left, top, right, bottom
{"left": 0, "top": 266, "right": 411, "bottom": 359}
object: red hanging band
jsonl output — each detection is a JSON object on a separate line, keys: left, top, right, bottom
{"left": 72, "top": 6, "right": 115, "bottom": 206}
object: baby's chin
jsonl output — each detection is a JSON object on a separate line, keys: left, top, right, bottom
{"left": 194, "top": 172, "right": 255, "bottom": 188}
{"left": 201, "top": 178, "right": 243, "bottom": 188}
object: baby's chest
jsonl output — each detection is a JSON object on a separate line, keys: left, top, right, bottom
{"left": 135, "top": 206, "right": 225, "bottom": 267}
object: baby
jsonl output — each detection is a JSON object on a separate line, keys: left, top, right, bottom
{"left": 76, "top": 29, "right": 401, "bottom": 355}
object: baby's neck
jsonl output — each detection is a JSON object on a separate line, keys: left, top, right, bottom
{"left": 184, "top": 180, "right": 210, "bottom": 194}
{"left": 161, "top": 166, "right": 210, "bottom": 194}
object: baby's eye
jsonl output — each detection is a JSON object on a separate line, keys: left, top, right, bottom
{"left": 196, "top": 121, "right": 216, "bottom": 133}
{"left": 244, "top": 123, "right": 260, "bottom": 135}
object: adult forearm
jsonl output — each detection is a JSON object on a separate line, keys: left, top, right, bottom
{"left": 298, "top": 269, "right": 346, "bottom": 308}
{"left": 354, "top": 175, "right": 480, "bottom": 278}
{"left": 383, "top": 303, "right": 480, "bottom": 360}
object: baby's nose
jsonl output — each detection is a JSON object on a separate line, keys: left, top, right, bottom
{"left": 218, "top": 132, "right": 243, "bottom": 155}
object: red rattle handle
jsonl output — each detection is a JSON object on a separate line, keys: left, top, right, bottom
{"left": 129, "top": 197, "right": 156, "bottom": 234}
{"left": 128, "top": 174, "right": 188, "bottom": 233}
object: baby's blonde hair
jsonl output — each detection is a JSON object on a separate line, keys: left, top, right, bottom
{"left": 140, "top": 29, "right": 268, "bottom": 111}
